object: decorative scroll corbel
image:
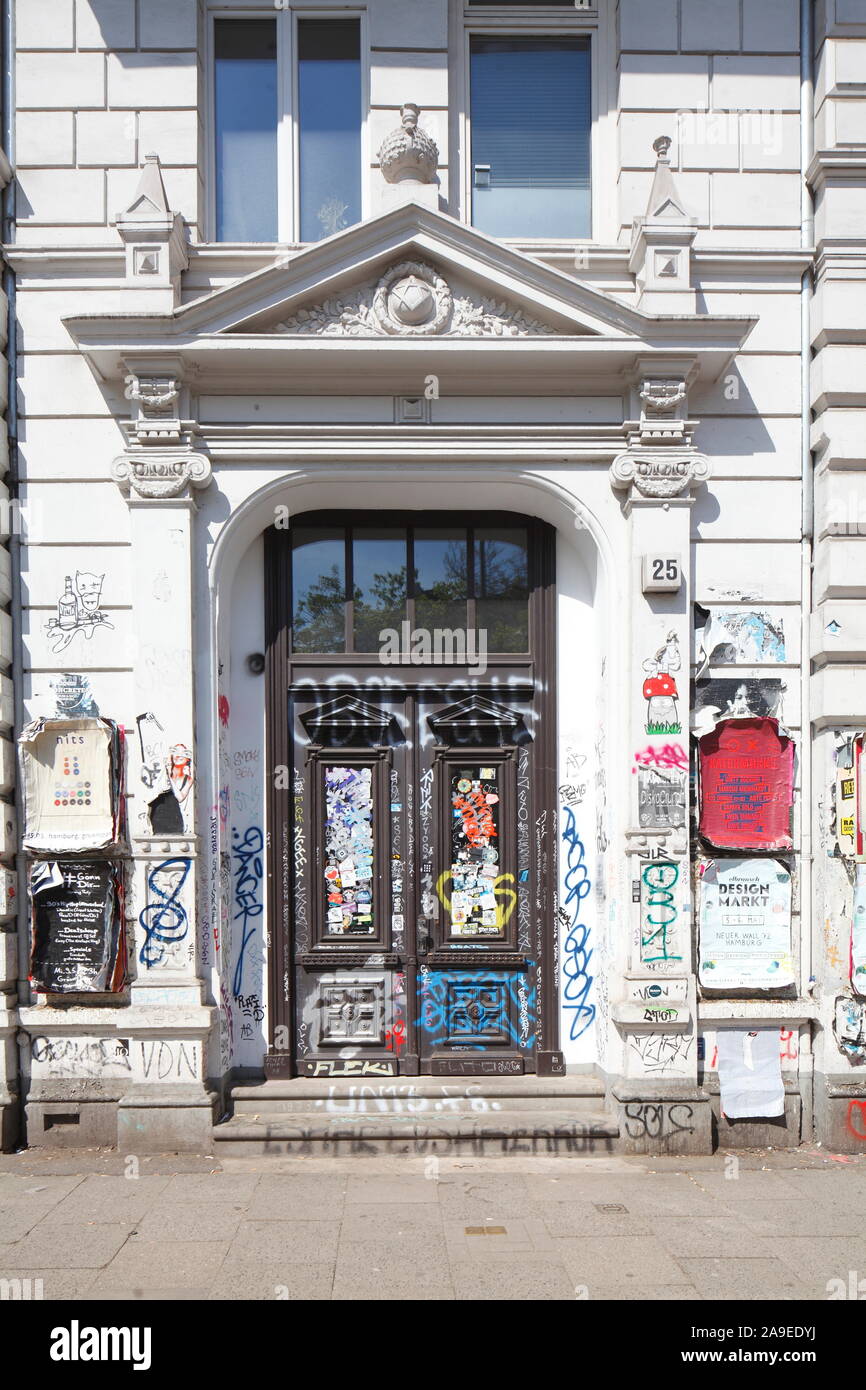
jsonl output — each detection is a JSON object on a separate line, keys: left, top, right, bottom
{"left": 610, "top": 450, "right": 710, "bottom": 504}
{"left": 111, "top": 451, "right": 212, "bottom": 500}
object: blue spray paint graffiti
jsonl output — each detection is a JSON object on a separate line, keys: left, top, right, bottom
{"left": 418, "top": 968, "right": 536, "bottom": 1050}
{"left": 139, "top": 858, "right": 190, "bottom": 968}
{"left": 231, "top": 825, "right": 264, "bottom": 998}
{"left": 560, "top": 805, "right": 595, "bottom": 1042}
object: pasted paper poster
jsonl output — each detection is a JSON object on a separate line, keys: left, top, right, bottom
{"left": 29, "top": 858, "right": 126, "bottom": 993}
{"left": 699, "top": 858, "right": 794, "bottom": 990}
{"left": 638, "top": 767, "right": 687, "bottom": 830}
{"left": 698, "top": 717, "right": 794, "bottom": 851}
{"left": 19, "top": 718, "right": 121, "bottom": 853}
{"left": 852, "top": 863, "right": 866, "bottom": 998}
{"left": 717, "top": 1027, "right": 785, "bottom": 1119}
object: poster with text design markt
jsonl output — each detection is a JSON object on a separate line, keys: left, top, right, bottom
{"left": 699, "top": 858, "right": 794, "bottom": 990}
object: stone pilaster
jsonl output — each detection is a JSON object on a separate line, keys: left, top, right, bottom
{"left": 610, "top": 364, "right": 712, "bottom": 1153}
{"left": 108, "top": 386, "right": 217, "bottom": 1151}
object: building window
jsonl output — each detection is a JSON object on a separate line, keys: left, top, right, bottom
{"left": 211, "top": 13, "right": 362, "bottom": 243}
{"left": 469, "top": 36, "right": 591, "bottom": 239}
{"left": 298, "top": 19, "right": 362, "bottom": 241}
{"left": 214, "top": 19, "right": 278, "bottom": 242}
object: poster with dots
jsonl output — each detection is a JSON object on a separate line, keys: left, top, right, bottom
{"left": 20, "top": 717, "right": 122, "bottom": 853}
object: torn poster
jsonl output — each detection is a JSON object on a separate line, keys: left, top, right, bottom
{"left": 834, "top": 996, "right": 866, "bottom": 1062}
{"left": 19, "top": 717, "right": 124, "bottom": 853}
{"left": 835, "top": 742, "right": 858, "bottom": 858}
{"left": 852, "top": 863, "right": 866, "bottom": 997}
{"left": 638, "top": 766, "right": 687, "bottom": 830}
{"left": 29, "top": 858, "right": 126, "bottom": 993}
{"left": 692, "top": 677, "right": 784, "bottom": 737}
{"left": 696, "top": 608, "right": 786, "bottom": 679}
{"left": 699, "top": 857, "right": 794, "bottom": 989}
{"left": 698, "top": 717, "right": 794, "bottom": 851}
{"left": 717, "top": 1027, "right": 785, "bottom": 1118}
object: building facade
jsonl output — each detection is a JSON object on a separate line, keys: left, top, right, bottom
{"left": 1, "top": 0, "right": 866, "bottom": 1156}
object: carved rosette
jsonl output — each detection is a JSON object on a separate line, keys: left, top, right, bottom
{"left": 112, "top": 451, "right": 212, "bottom": 500}
{"left": 372, "top": 261, "right": 452, "bottom": 336}
{"left": 610, "top": 450, "right": 711, "bottom": 502}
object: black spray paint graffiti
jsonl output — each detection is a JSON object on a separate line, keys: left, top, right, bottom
{"left": 629, "top": 1033, "right": 694, "bottom": 1074}
{"left": 560, "top": 805, "right": 595, "bottom": 1042}
{"left": 624, "top": 1102, "right": 695, "bottom": 1144}
{"left": 232, "top": 825, "right": 264, "bottom": 998}
{"left": 138, "top": 859, "right": 190, "bottom": 968}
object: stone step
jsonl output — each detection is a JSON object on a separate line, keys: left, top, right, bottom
{"left": 211, "top": 1109, "right": 621, "bottom": 1158}
{"left": 229, "top": 1075, "right": 607, "bottom": 1117}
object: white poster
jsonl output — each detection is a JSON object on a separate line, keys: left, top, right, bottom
{"left": 699, "top": 858, "right": 794, "bottom": 990}
{"left": 717, "top": 1027, "right": 785, "bottom": 1118}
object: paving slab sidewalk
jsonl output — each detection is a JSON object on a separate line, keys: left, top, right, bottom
{"left": 0, "top": 1146, "right": 864, "bottom": 1301}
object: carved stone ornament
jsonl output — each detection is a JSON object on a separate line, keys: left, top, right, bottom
{"left": 610, "top": 450, "right": 711, "bottom": 501}
{"left": 111, "top": 451, "right": 212, "bottom": 499}
{"left": 640, "top": 379, "right": 687, "bottom": 415}
{"left": 274, "top": 261, "right": 551, "bottom": 338}
{"left": 377, "top": 103, "right": 439, "bottom": 185}
{"left": 124, "top": 375, "right": 179, "bottom": 415}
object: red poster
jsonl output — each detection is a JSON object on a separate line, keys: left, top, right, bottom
{"left": 699, "top": 717, "right": 794, "bottom": 851}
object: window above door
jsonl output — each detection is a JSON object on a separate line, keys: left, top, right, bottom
{"left": 288, "top": 514, "right": 533, "bottom": 658}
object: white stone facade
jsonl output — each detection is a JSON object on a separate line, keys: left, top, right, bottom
{"left": 2, "top": 0, "right": 865, "bottom": 1155}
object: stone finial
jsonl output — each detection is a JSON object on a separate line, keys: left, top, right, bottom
{"left": 629, "top": 137, "right": 698, "bottom": 312}
{"left": 114, "top": 153, "right": 188, "bottom": 304}
{"left": 377, "top": 103, "right": 439, "bottom": 184}
{"left": 645, "top": 135, "right": 688, "bottom": 221}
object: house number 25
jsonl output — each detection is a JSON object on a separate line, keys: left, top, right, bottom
{"left": 642, "top": 554, "right": 682, "bottom": 593}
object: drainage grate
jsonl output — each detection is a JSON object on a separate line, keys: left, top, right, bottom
{"left": 464, "top": 1226, "right": 507, "bottom": 1236}
{"left": 594, "top": 1203, "right": 628, "bottom": 1214}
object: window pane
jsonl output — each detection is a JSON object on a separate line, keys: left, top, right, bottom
{"left": 214, "top": 20, "right": 278, "bottom": 241}
{"left": 323, "top": 766, "right": 375, "bottom": 936}
{"left": 449, "top": 766, "right": 503, "bottom": 938}
{"left": 353, "top": 528, "right": 407, "bottom": 652}
{"left": 474, "top": 527, "right": 529, "bottom": 651}
{"left": 470, "top": 37, "right": 591, "bottom": 238}
{"left": 414, "top": 528, "right": 469, "bottom": 633}
{"left": 298, "top": 19, "right": 362, "bottom": 242}
{"left": 292, "top": 528, "right": 346, "bottom": 653}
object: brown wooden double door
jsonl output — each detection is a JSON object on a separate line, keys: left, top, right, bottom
{"left": 264, "top": 512, "right": 561, "bottom": 1078}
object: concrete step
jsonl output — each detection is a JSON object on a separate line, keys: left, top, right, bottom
{"left": 229, "top": 1075, "right": 607, "bottom": 1117}
{"left": 212, "top": 1108, "right": 621, "bottom": 1158}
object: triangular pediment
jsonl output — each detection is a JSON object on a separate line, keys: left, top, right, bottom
{"left": 300, "top": 695, "right": 398, "bottom": 746}
{"left": 209, "top": 203, "right": 626, "bottom": 340}
{"left": 428, "top": 696, "right": 528, "bottom": 746}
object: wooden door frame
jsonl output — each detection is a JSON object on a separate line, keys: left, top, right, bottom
{"left": 263, "top": 510, "right": 562, "bottom": 1079}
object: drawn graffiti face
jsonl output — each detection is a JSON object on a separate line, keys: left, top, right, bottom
{"left": 75, "top": 572, "right": 104, "bottom": 614}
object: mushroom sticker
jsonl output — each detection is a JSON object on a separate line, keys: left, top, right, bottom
{"left": 642, "top": 631, "right": 682, "bottom": 735}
